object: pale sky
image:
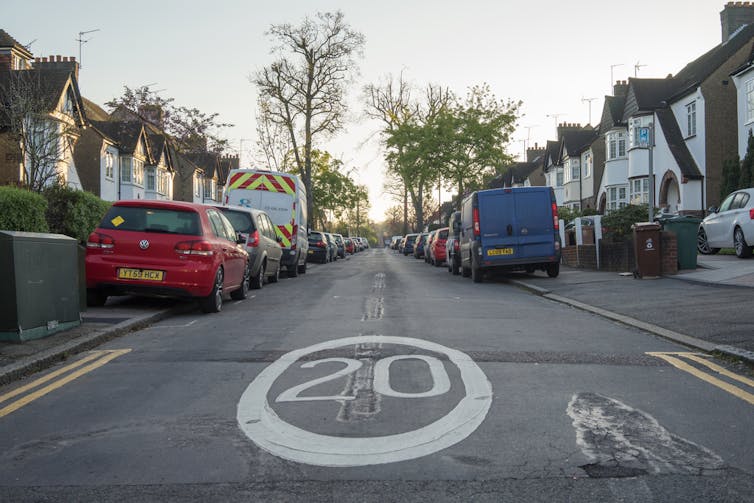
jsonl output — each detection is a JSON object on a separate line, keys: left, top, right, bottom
{"left": 4, "top": 0, "right": 732, "bottom": 219}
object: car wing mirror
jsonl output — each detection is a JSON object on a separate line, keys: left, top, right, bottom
{"left": 707, "top": 206, "right": 718, "bottom": 214}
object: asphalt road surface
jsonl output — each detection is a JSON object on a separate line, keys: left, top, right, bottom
{"left": 1, "top": 248, "right": 753, "bottom": 502}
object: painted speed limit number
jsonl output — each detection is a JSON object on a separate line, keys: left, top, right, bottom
{"left": 237, "top": 336, "right": 492, "bottom": 467}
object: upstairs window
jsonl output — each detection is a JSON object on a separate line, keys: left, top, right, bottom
{"left": 686, "top": 101, "right": 697, "bottom": 137}
{"left": 146, "top": 167, "right": 156, "bottom": 191}
{"left": 555, "top": 168, "right": 564, "bottom": 187}
{"left": 607, "top": 131, "right": 626, "bottom": 159}
{"left": 583, "top": 152, "right": 592, "bottom": 178}
{"left": 570, "top": 159, "right": 580, "bottom": 181}
{"left": 747, "top": 79, "right": 754, "bottom": 124}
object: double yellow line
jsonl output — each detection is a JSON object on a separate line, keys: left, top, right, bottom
{"left": 0, "top": 349, "right": 131, "bottom": 418}
{"left": 647, "top": 351, "right": 754, "bottom": 405}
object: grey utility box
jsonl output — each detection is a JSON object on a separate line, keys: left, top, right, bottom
{"left": 0, "top": 231, "right": 81, "bottom": 342}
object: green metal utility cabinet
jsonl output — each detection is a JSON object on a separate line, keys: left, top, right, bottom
{"left": 0, "top": 231, "right": 81, "bottom": 341}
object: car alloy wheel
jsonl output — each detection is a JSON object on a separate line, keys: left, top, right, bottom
{"left": 697, "top": 227, "right": 719, "bottom": 255}
{"left": 734, "top": 227, "right": 752, "bottom": 258}
{"left": 231, "top": 263, "right": 250, "bottom": 300}
{"left": 251, "top": 261, "right": 265, "bottom": 289}
{"left": 201, "top": 268, "right": 224, "bottom": 313}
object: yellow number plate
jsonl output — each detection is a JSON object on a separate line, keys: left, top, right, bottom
{"left": 118, "top": 268, "right": 164, "bottom": 281}
{"left": 487, "top": 248, "right": 514, "bottom": 256}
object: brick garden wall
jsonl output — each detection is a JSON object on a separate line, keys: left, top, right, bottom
{"left": 561, "top": 231, "right": 678, "bottom": 275}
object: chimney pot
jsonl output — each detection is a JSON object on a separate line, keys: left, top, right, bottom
{"left": 56, "top": 55, "right": 62, "bottom": 62}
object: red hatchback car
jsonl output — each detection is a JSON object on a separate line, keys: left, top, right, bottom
{"left": 86, "top": 200, "right": 249, "bottom": 313}
{"left": 429, "top": 227, "right": 449, "bottom": 266}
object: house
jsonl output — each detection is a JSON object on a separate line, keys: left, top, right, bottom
{"left": 73, "top": 98, "right": 122, "bottom": 200}
{"left": 597, "top": 81, "right": 629, "bottom": 212}
{"left": 186, "top": 152, "right": 222, "bottom": 203}
{"left": 560, "top": 125, "right": 599, "bottom": 211}
{"left": 0, "top": 30, "right": 86, "bottom": 191}
{"left": 731, "top": 48, "right": 754, "bottom": 160}
{"left": 542, "top": 139, "right": 564, "bottom": 205}
{"left": 488, "top": 144, "right": 546, "bottom": 189}
{"left": 172, "top": 147, "right": 205, "bottom": 203}
{"left": 608, "top": 3, "right": 754, "bottom": 215}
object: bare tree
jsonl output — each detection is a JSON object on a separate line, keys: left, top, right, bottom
{"left": 254, "top": 96, "right": 292, "bottom": 171}
{"left": 0, "top": 70, "right": 79, "bottom": 191}
{"left": 253, "top": 10, "right": 365, "bottom": 222}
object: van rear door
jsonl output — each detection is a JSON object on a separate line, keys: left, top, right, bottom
{"left": 514, "top": 189, "right": 555, "bottom": 259}
{"left": 478, "top": 188, "right": 554, "bottom": 261}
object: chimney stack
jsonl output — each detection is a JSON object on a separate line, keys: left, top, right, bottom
{"left": 138, "top": 104, "right": 165, "bottom": 129}
{"left": 613, "top": 80, "right": 629, "bottom": 97}
{"left": 34, "top": 55, "right": 79, "bottom": 80}
{"left": 720, "top": 2, "right": 754, "bottom": 42}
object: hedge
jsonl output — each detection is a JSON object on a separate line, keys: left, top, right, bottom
{"left": 43, "top": 185, "right": 111, "bottom": 243}
{"left": 0, "top": 186, "right": 49, "bottom": 232}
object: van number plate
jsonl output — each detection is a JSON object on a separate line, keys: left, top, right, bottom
{"left": 118, "top": 268, "right": 164, "bottom": 281}
{"left": 487, "top": 248, "right": 514, "bottom": 256}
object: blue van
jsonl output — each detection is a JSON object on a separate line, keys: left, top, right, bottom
{"left": 459, "top": 187, "right": 561, "bottom": 282}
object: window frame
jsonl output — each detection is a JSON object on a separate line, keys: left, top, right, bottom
{"left": 686, "top": 101, "right": 697, "bottom": 137}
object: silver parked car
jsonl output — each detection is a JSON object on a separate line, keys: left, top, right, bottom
{"left": 215, "top": 205, "right": 283, "bottom": 288}
{"left": 698, "top": 188, "right": 754, "bottom": 258}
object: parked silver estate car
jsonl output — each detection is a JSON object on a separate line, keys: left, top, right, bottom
{"left": 698, "top": 188, "right": 754, "bottom": 258}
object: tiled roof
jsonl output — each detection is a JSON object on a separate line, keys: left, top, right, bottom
{"left": 656, "top": 108, "right": 702, "bottom": 180}
{"left": 562, "top": 129, "right": 598, "bottom": 156}
{"left": 82, "top": 97, "right": 109, "bottom": 121}
{"left": 673, "top": 22, "right": 754, "bottom": 92}
{"left": 89, "top": 120, "right": 145, "bottom": 154}
{"left": 0, "top": 29, "right": 33, "bottom": 59}
{"left": 186, "top": 152, "right": 220, "bottom": 179}
{"left": 600, "top": 95, "right": 627, "bottom": 133}
{"left": 0, "top": 68, "right": 84, "bottom": 126}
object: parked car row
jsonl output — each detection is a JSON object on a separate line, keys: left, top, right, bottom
{"left": 398, "top": 227, "right": 450, "bottom": 267}
{"left": 697, "top": 187, "right": 754, "bottom": 258}
{"left": 307, "top": 232, "right": 369, "bottom": 263}
{"left": 85, "top": 199, "right": 371, "bottom": 315}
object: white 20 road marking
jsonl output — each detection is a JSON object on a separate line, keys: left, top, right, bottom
{"left": 237, "top": 336, "right": 492, "bottom": 467}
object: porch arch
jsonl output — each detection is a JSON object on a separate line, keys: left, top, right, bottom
{"left": 659, "top": 170, "right": 680, "bottom": 213}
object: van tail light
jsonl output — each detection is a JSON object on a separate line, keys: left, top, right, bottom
{"left": 750, "top": 208, "right": 754, "bottom": 219}
{"left": 175, "top": 240, "right": 214, "bottom": 256}
{"left": 87, "top": 232, "right": 115, "bottom": 249}
{"left": 552, "top": 203, "right": 559, "bottom": 231}
{"left": 248, "top": 230, "right": 259, "bottom": 247}
{"left": 473, "top": 207, "right": 480, "bottom": 237}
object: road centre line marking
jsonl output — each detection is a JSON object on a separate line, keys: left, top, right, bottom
{"left": 0, "top": 349, "right": 131, "bottom": 419}
{"left": 647, "top": 352, "right": 754, "bottom": 406}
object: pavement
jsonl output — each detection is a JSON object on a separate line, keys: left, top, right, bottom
{"left": 1, "top": 253, "right": 753, "bottom": 386}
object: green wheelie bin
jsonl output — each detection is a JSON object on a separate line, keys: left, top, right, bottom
{"left": 658, "top": 215, "right": 702, "bottom": 270}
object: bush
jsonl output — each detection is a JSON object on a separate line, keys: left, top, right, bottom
{"left": 601, "top": 204, "right": 651, "bottom": 240}
{"left": 0, "top": 186, "right": 49, "bottom": 232}
{"left": 43, "top": 185, "right": 111, "bottom": 243}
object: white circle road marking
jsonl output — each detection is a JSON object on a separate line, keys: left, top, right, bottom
{"left": 237, "top": 335, "right": 493, "bottom": 467}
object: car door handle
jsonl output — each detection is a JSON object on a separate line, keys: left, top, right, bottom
{"left": 506, "top": 224, "right": 513, "bottom": 236}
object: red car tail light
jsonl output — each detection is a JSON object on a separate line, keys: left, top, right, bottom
{"left": 248, "top": 230, "right": 260, "bottom": 247}
{"left": 473, "top": 207, "right": 480, "bottom": 237}
{"left": 87, "top": 232, "right": 115, "bottom": 249}
{"left": 750, "top": 208, "right": 754, "bottom": 220}
{"left": 175, "top": 240, "right": 214, "bottom": 256}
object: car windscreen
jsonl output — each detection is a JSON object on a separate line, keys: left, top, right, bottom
{"left": 99, "top": 206, "right": 201, "bottom": 235}
{"left": 308, "top": 232, "right": 323, "bottom": 242}
{"left": 438, "top": 230, "right": 448, "bottom": 239}
{"left": 219, "top": 209, "right": 256, "bottom": 234}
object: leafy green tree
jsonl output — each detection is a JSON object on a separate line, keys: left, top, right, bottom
{"left": 437, "top": 84, "right": 521, "bottom": 201}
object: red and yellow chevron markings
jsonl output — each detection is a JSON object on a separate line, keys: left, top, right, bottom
{"left": 647, "top": 351, "right": 754, "bottom": 405}
{"left": 228, "top": 173, "right": 296, "bottom": 195}
{"left": 0, "top": 349, "right": 131, "bottom": 418}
